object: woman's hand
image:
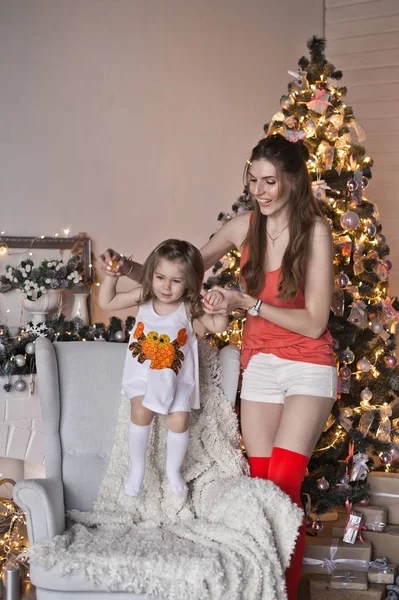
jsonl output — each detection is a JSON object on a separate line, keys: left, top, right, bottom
{"left": 202, "top": 285, "right": 247, "bottom": 315}
{"left": 98, "top": 248, "right": 130, "bottom": 278}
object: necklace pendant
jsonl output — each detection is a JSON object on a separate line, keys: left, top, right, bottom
{"left": 272, "top": 240, "right": 275, "bottom": 247}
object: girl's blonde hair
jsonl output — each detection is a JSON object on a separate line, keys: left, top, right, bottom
{"left": 140, "top": 239, "right": 204, "bottom": 319}
{"left": 242, "top": 134, "right": 323, "bottom": 300}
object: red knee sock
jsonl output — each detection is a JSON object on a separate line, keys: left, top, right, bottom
{"left": 248, "top": 456, "right": 270, "bottom": 479}
{"left": 268, "top": 447, "right": 309, "bottom": 600}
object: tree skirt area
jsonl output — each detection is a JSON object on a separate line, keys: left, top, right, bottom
{"left": 29, "top": 342, "right": 303, "bottom": 599}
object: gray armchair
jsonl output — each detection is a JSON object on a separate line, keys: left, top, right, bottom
{"left": 14, "top": 337, "right": 240, "bottom": 599}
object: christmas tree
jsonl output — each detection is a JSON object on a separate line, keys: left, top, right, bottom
{"left": 205, "top": 37, "right": 399, "bottom": 516}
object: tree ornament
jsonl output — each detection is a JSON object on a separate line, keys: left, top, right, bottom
{"left": 280, "top": 94, "right": 295, "bottom": 110}
{"left": 3, "top": 383, "right": 12, "bottom": 393}
{"left": 325, "top": 126, "right": 338, "bottom": 141}
{"left": 304, "top": 119, "right": 317, "bottom": 137}
{"left": 342, "top": 347, "right": 355, "bottom": 364}
{"left": 114, "top": 331, "right": 124, "bottom": 342}
{"left": 385, "top": 355, "right": 398, "bottom": 369}
{"left": 377, "top": 233, "right": 386, "bottom": 245}
{"left": 360, "top": 387, "right": 373, "bottom": 402}
{"left": 361, "top": 176, "right": 369, "bottom": 189}
{"left": 382, "top": 259, "right": 392, "bottom": 272}
{"left": 339, "top": 366, "right": 352, "bottom": 380}
{"left": 336, "top": 272, "right": 349, "bottom": 288}
{"left": 347, "top": 178, "right": 359, "bottom": 193}
{"left": 380, "top": 452, "right": 393, "bottom": 465}
{"left": 365, "top": 222, "right": 377, "bottom": 237}
{"left": 358, "top": 495, "right": 370, "bottom": 507}
{"left": 14, "top": 377, "right": 26, "bottom": 392}
{"left": 312, "top": 518, "right": 323, "bottom": 531}
{"left": 14, "top": 354, "right": 26, "bottom": 367}
{"left": 305, "top": 515, "right": 314, "bottom": 528}
{"left": 354, "top": 239, "right": 365, "bottom": 253}
{"left": 370, "top": 321, "right": 384, "bottom": 334}
{"left": 25, "top": 342, "right": 35, "bottom": 355}
{"left": 305, "top": 89, "right": 332, "bottom": 114}
{"left": 317, "top": 477, "right": 330, "bottom": 491}
{"left": 340, "top": 210, "right": 359, "bottom": 230}
{"left": 357, "top": 357, "right": 371, "bottom": 372}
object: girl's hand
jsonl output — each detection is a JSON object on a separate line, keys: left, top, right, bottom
{"left": 202, "top": 286, "right": 245, "bottom": 315}
{"left": 202, "top": 289, "right": 225, "bottom": 307}
{"left": 98, "top": 248, "right": 129, "bottom": 277}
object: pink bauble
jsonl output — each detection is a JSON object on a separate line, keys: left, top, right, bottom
{"left": 312, "top": 518, "right": 323, "bottom": 531}
{"left": 340, "top": 210, "right": 360, "bottom": 230}
{"left": 339, "top": 366, "right": 352, "bottom": 380}
{"left": 305, "top": 516, "right": 314, "bottom": 528}
{"left": 385, "top": 355, "right": 398, "bottom": 369}
{"left": 382, "top": 259, "right": 393, "bottom": 272}
{"left": 380, "top": 452, "right": 393, "bottom": 465}
{"left": 358, "top": 495, "right": 370, "bottom": 507}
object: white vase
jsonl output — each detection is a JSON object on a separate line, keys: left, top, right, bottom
{"left": 23, "top": 289, "right": 62, "bottom": 324}
{"left": 71, "top": 291, "right": 90, "bottom": 325}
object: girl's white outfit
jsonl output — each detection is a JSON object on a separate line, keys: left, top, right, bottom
{"left": 121, "top": 301, "right": 200, "bottom": 414}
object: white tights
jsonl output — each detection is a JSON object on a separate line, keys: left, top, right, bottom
{"left": 125, "top": 421, "right": 189, "bottom": 498}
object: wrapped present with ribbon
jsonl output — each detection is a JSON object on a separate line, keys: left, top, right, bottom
{"left": 368, "top": 557, "right": 397, "bottom": 584}
{"left": 343, "top": 510, "right": 365, "bottom": 544}
{"left": 331, "top": 570, "right": 368, "bottom": 590}
{"left": 368, "top": 472, "right": 399, "bottom": 524}
{"left": 354, "top": 504, "right": 387, "bottom": 532}
{"left": 302, "top": 537, "right": 372, "bottom": 575}
{"left": 310, "top": 576, "right": 385, "bottom": 599}
{"left": 333, "top": 519, "right": 399, "bottom": 565}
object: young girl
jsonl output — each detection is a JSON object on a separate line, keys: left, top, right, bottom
{"left": 99, "top": 239, "right": 227, "bottom": 499}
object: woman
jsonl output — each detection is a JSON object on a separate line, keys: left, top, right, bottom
{"left": 100, "top": 134, "right": 337, "bottom": 599}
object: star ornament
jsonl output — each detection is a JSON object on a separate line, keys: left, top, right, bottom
{"left": 306, "top": 89, "right": 332, "bottom": 114}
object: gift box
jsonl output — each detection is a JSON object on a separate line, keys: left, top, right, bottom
{"left": 310, "top": 577, "right": 385, "bottom": 599}
{"left": 368, "top": 471, "right": 399, "bottom": 524}
{"left": 367, "top": 559, "right": 397, "bottom": 584}
{"left": 333, "top": 518, "right": 399, "bottom": 564}
{"left": 302, "top": 537, "right": 372, "bottom": 575}
{"left": 331, "top": 570, "right": 368, "bottom": 590}
{"left": 354, "top": 504, "right": 387, "bottom": 532}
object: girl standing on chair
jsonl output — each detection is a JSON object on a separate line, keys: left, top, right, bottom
{"left": 99, "top": 134, "right": 337, "bottom": 598}
{"left": 99, "top": 239, "right": 227, "bottom": 499}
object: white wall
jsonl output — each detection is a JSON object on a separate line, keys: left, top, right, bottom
{"left": 0, "top": 0, "right": 324, "bottom": 321}
{"left": 326, "top": 0, "right": 399, "bottom": 297}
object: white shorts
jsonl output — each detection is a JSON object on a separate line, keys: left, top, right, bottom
{"left": 241, "top": 353, "right": 337, "bottom": 404}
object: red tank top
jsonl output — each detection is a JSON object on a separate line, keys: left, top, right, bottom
{"left": 240, "top": 243, "right": 336, "bottom": 369}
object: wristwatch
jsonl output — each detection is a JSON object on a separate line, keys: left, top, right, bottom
{"left": 247, "top": 298, "right": 262, "bottom": 317}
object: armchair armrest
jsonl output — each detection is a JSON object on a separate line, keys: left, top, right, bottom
{"left": 13, "top": 478, "right": 66, "bottom": 543}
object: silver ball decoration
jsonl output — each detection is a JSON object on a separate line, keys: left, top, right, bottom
{"left": 360, "top": 387, "right": 373, "bottom": 402}
{"left": 317, "top": 477, "right": 330, "bottom": 491}
{"left": 365, "top": 222, "right": 377, "bottom": 237}
{"left": 25, "top": 342, "right": 35, "bottom": 355}
{"left": 114, "top": 331, "right": 124, "bottom": 342}
{"left": 385, "top": 355, "right": 398, "bottom": 369}
{"left": 339, "top": 366, "right": 352, "bottom": 380}
{"left": 377, "top": 233, "right": 386, "bottom": 245}
{"left": 336, "top": 272, "right": 349, "bottom": 288}
{"left": 14, "top": 354, "right": 26, "bottom": 367}
{"left": 357, "top": 357, "right": 371, "bottom": 372}
{"left": 380, "top": 452, "right": 393, "bottom": 465}
{"left": 342, "top": 347, "right": 355, "bottom": 365}
{"left": 370, "top": 321, "right": 384, "bottom": 334}
{"left": 340, "top": 210, "right": 360, "bottom": 230}
{"left": 14, "top": 377, "right": 26, "bottom": 392}
{"left": 280, "top": 94, "right": 295, "bottom": 110}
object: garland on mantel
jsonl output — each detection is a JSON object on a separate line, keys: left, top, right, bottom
{"left": 0, "top": 314, "right": 136, "bottom": 392}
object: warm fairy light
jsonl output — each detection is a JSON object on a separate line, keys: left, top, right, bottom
{"left": 96, "top": 282, "right": 101, "bottom": 287}
{"left": 64, "top": 228, "right": 70, "bottom": 237}
{"left": 54, "top": 233, "right": 59, "bottom": 238}
{"left": 40, "top": 235, "right": 45, "bottom": 239}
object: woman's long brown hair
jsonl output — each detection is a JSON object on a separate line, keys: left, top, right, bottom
{"left": 241, "top": 134, "right": 323, "bottom": 301}
{"left": 140, "top": 239, "right": 204, "bottom": 320}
